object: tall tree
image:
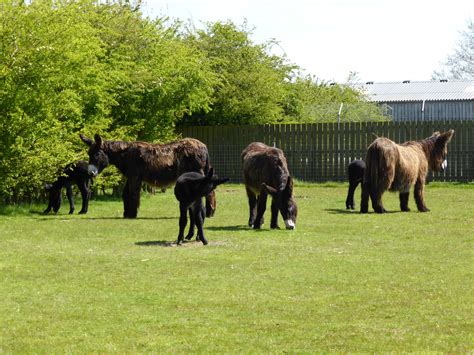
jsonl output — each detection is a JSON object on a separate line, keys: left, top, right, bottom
{"left": 181, "top": 21, "right": 296, "bottom": 125}
{"left": 432, "top": 20, "right": 474, "bottom": 80}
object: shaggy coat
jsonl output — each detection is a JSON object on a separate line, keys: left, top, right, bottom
{"left": 345, "top": 159, "right": 366, "bottom": 210}
{"left": 242, "top": 142, "right": 297, "bottom": 230}
{"left": 80, "top": 134, "right": 215, "bottom": 219}
{"left": 174, "top": 169, "right": 229, "bottom": 245}
{"left": 361, "top": 129, "right": 454, "bottom": 213}
{"left": 44, "top": 160, "right": 92, "bottom": 215}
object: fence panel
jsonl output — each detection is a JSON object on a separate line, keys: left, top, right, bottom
{"left": 178, "top": 120, "right": 473, "bottom": 183}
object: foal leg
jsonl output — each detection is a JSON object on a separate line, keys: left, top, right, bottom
{"left": 253, "top": 193, "right": 267, "bottom": 229}
{"left": 194, "top": 202, "right": 208, "bottom": 245}
{"left": 414, "top": 178, "right": 430, "bottom": 212}
{"left": 77, "top": 180, "right": 90, "bottom": 214}
{"left": 346, "top": 181, "right": 358, "bottom": 210}
{"left": 246, "top": 186, "right": 257, "bottom": 227}
{"left": 177, "top": 203, "right": 188, "bottom": 245}
{"left": 65, "top": 183, "right": 75, "bottom": 214}
{"left": 185, "top": 207, "right": 196, "bottom": 240}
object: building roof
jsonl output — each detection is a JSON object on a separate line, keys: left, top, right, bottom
{"left": 359, "top": 80, "right": 474, "bottom": 102}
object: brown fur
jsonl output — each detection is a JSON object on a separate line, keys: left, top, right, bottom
{"left": 81, "top": 134, "right": 216, "bottom": 219}
{"left": 361, "top": 129, "right": 454, "bottom": 213}
{"left": 242, "top": 142, "right": 297, "bottom": 229}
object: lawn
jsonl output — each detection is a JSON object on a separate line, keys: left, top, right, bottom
{"left": 0, "top": 183, "right": 473, "bottom": 352}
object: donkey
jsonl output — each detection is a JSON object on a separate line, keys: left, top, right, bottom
{"left": 174, "top": 169, "right": 229, "bottom": 245}
{"left": 44, "top": 160, "right": 93, "bottom": 215}
{"left": 345, "top": 159, "right": 366, "bottom": 210}
{"left": 80, "top": 134, "right": 216, "bottom": 219}
{"left": 242, "top": 142, "right": 297, "bottom": 230}
{"left": 361, "top": 129, "right": 454, "bottom": 213}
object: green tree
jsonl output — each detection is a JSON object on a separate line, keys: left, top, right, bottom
{"left": 180, "top": 21, "right": 296, "bottom": 125}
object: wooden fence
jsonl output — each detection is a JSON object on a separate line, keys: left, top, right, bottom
{"left": 178, "top": 120, "right": 473, "bottom": 183}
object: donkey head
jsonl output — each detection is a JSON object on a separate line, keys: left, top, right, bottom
{"left": 262, "top": 176, "right": 298, "bottom": 230}
{"left": 80, "top": 134, "right": 109, "bottom": 177}
{"left": 430, "top": 129, "right": 454, "bottom": 172}
{"left": 200, "top": 168, "right": 229, "bottom": 197}
{"left": 205, "top": 190, "right": 217, "bottom": 218}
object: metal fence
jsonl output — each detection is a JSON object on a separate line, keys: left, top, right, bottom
{"left": 177, "top": 120, "right": 474, "bottom": 183}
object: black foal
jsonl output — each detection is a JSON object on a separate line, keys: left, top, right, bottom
{"left": 345, "top": 159, "right": 365, "bottom": 210}
{"left": 44, "top": 160, "right": 93, "bottom": 215}
{"left": 174, "top": 169, "right": 229, "bottom": 245}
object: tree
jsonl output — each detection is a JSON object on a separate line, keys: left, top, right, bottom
{"left": 432, "top": 20, "right": 474, "bottom": 80}
{"left": 180, "top": 21, "right": 296, "bottom": 125}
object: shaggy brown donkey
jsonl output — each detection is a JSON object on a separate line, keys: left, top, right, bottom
{"left": 360, "top": 129, "right": 454, "bottom": 213}
{"left": 80, "top": 134, "right": 216, "bottom": 219}
{"left": 174, "top": 169, "right": 229, "bottom": 245}
{"left": 242, "top": 142, "right": 297, "bottom": 230}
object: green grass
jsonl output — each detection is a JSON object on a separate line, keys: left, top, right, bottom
{"left": 0, "top": 183, "right": 473, "bottom": 352}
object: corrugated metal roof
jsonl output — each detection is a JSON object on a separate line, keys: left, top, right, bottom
{"left": 359, "top": 80, "right": 474, "bottom": 102}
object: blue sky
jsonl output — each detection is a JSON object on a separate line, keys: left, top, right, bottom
{"left": 141, "top": 0, "right": 473, "bottom": 83}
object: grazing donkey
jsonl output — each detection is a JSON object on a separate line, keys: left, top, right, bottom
{"left": 80, "top": 134, "right": 216, "bottom": 219}
{"left": 361, "top": 130, "right": 454, "bottom": 213}
{"left": 44, "top": 160, "right": 93, "bottom": 215}
{"left": 345, "top": 159, "right": 366, "bottom": 210}
{"left": 242, "top": 142, "right": 297, "bottom": 230}
{"left": 174, "top": 169, "right": 229, "bottom": 245}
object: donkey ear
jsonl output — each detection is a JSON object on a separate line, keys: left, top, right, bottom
{"left": 262, "top": 183, "right": 278, "bottom": 197}
{"left": 206, "top": 168, "right": 214, "bottom": 179}
{"left": 215, "top": 177, "right": 229, "bottom": 186}
{"left": 80, "top": 134, "right": 93, "bottom": 146}
{"left": 94, "top": 134, "right": 103, "bottom": 147}
{"left": 439, "top": 129, "right": 454, "bottom": 145}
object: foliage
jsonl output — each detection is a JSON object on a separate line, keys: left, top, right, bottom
{"left": 0, "top": 1, "right": 386, "bottom": 203}
{"left": 0, "top": 0, "right": 216, "bottom": 202}
{"left": 432, "top": 19, "right": 474, "bottom": 80}
{"left": 0, "top": 184, "right": 472, "bottom": 352}
{"left": 180, "top": 21, "right": 295, "bottom": 125}
{"left": 282, "top": 74, "right": 390, "bottom": 122}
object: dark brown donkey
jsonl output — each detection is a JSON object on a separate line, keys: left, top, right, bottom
{"left": 242, "top": 142, "right": 297, "bottom": 230}
{"left": 361, "top": 129, "right": 454, "bottom": 213}
{"left": 80, "top": 134, "right": 216, "bottom": 219}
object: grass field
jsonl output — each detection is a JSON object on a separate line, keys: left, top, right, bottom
{"left": 0, "top": 183, "right": 473, "bottom": 352}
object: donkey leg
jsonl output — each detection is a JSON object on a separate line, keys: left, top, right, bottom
{"left": 65, "top": 183, "right": 75, "bottom": 214}
{"left": 177, "top": 203, "right": 188, "bottom": 245}
{"left": 399, "top": 191, "right": 411, "bottom": 212}
{"left": 78, "top": 181, "right": 90, "bottom": 214}
{"left": 360, "top": 182, "right": 370, "bottom": 213}
{"left": 346, "top": 182, "right": 358, "bottom": 210}
{"left": 370, "top": 183, "right": 386, "bottom": 213}
{"left": 253, "top": 193, "right": 267, "bottom": 229}
{"left": 194, "top": 202, "right": 208, "bottom": 245}
{"left": 270, "top": 197, "right": 279, "bottom": 229}
{"left": 185, "top": 207, "right": 196, "bottom": 240}
{"left": 123, "top": 177, "right": 142, "bottom": 218}
{"left": 414, "top": 179, "right": 430, "bottom": 212}
{"left": 53, "top": 190, "right": 62, "bottom": 214}
{"left": 246, "top": 186, "right": 257, "bottom": 227}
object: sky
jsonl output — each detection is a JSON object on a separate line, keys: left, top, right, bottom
{"left": 140, "top": 0, "right": 473, "bottom": 84}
